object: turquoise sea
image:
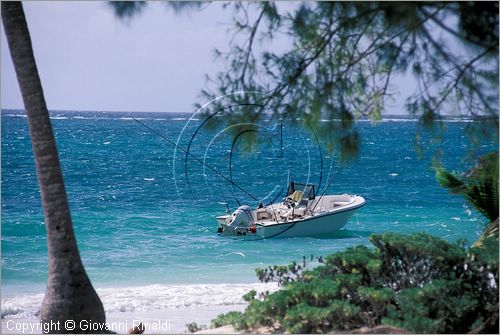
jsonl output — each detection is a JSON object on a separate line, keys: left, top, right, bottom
{"left": 1, "top": 109, "right": 494, "bottom": 318}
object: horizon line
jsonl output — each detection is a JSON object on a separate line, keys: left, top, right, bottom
{"left": 1, "top": 108, "right": 496, "bottom": 120}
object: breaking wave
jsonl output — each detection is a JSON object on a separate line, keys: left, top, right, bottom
{"left": 1, "top": 282, "right": 278, "bottom": 319}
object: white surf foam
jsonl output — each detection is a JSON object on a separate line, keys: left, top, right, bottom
{"left": 6, "top": 114, "right": 27, "bottom": 118}
{"left": 1, "top": 282, "right": 278, "bottom": 319}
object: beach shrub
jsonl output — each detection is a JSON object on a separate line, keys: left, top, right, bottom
{"left": 211, "top": 311, "right": 246, "bottom": 330}
{"left": 211, "top": 233, "right": 499, "bottom": 333}
{"left": 186, "top": 322, "right": 202, "bottom": 333}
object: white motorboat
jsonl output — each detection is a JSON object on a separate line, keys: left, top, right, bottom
{"left": 216, "top": 182, "right": 365, "bottom": 238}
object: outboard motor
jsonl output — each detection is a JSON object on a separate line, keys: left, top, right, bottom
{"left": 219, "top": 205, "right": 253, "bottom": 236}
{"left": 217, "top": 205, "right": 257, "bottom": 236}
{"left": 229, "top": 205, "right": 254, "bottom": 229}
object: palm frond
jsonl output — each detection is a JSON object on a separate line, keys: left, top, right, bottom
{"left": 435, "top": 152, "right": 498, "bottom": 222}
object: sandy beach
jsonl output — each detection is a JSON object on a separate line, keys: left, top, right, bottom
{"left": 1, "top": 304, "right": 246, "bottom": 334}
{"left": 1, "top": 283, "right": 278, "bottom": 334}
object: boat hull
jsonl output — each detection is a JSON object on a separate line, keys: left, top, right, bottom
{"left": 255, "top": 206, "right": 359, "bottom": 238}
{"left": 217, "top": 194, "right": 365, "bottom": 239}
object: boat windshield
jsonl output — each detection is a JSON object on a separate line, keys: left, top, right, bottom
{"left": 287, "top": 182, "right": 316, "bottom": 200}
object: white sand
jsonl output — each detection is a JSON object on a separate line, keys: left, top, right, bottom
{"left": 1, "top": 304, "right": 246, "bottom": 334}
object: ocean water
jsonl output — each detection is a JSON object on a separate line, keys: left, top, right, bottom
{"left": 1, "top": 109, "right": 494, "bottom": 319}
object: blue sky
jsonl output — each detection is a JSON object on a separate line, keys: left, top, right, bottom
{"left": 2, "top": 1, "right": 412, "bottom": 115}
{"left": 2, "top": 1, "right": 466, "bottom": 115}
{"left": 1, "top": 1, "right": 232, "bottom": 113}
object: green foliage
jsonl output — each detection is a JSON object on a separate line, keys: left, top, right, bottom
{"left": 197, "top": 2, "right": 498, "bottom": 161}
{"left": 370, "top": 232, "right": 467, "bottom": 289}
{"left": 211, "top": 233, "right": 499, "bottom": 333}
{"left": 383, "top": 279, "right": 480, "bottom": 333}
{"left": 108, "top": 1, "right": 146, "bottom": 19}
{"left": 323, "top": 245, "right": 381, "bottom": 284}
{"left": 256, "top": 258, "right": 309, "bottom": 285}
{"left": 457, "top": 1, "right": 499, "bottom": 47}
{"left": 211, "top": 311, "right": 246, "bottom": 330}
{"left": 283, "top": 301, "right": 362, "bottom": 333}
{"left": 357, "top": 287, "right": 394, "bottom": 323}
{"left": 436, "top": 151, "right": 499, "bottom": 222}
{"left": 109, "top": 1, "right": 202, "bottom": 19}
{"left": 472, "top": 235, "right": 500, "bottom": 267}
{"left": 186, "top": 322, "right": 203, "bottom": 333}
{"left": 108, "top": 2, "right": 498, "bottom": 165}
{"left": 242, "top": 289, "right": 256, "bottom": 302}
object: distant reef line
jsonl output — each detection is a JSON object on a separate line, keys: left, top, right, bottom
{"left": 1, "top": 108, "right": 496, "bottom": 121}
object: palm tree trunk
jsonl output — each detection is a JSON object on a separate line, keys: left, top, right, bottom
{"left": 2, "top": 2, "right": 105, "bottom": 333}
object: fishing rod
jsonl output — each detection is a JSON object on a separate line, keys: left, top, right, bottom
{"left": 229, "top": 129, "right": 258, "bottom": 206}
{"left": 183, "top": 104, "right": 265, "bottom": 200}
{"left": 306, "top": 121, "right": 323, "bottom": 193}
{"left": 131, "top": 117, "right": 260, "bottom": 202}
{"left": 310, "top": 180, "right": 333, "bottom": 214}
{"left": 184, "top": 110, "right": 220, "bottom": 195}
{"left": 310, "top": 154, "right": 336, "bottom": 214}
{"left": 280, "top": 124, "right": 283, "bottom": 157}
{"left": 218, "top": 190, "right": 231, "bottom": 214}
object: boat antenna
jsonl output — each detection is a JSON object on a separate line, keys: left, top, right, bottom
{"left": 131, "top": 117, "right": 260, "bottom": 202}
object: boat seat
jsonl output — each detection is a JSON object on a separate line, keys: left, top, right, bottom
{"left": 299, "top": 198, "right": 309, "bottom": 207}
{"left": 257, "top": 209, "right": 272, "bottom": 220}
{"left": 290, "top": 190, "right": 303, "bottom": 202}
{"left": 294, "top": 207, "right": 305, "bottom": 216}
